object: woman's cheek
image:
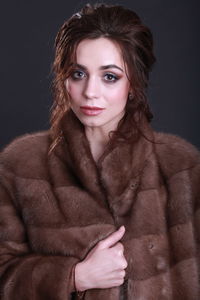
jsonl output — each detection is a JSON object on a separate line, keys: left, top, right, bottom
{"left": 69, "top": 82, "right": 84, "bottom": 99}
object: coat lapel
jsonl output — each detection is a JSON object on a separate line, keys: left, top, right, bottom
{"left": 57, "top": 110, "right": 105, "bottom": 202}
{"left": 57, "top": 110, "right": 154, "bottom": 220}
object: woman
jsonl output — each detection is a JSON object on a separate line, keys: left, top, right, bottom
{"left": 0, "top": 3, "right": 199, "bottom": 300}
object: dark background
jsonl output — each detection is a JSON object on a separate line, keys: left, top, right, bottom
{"left": 0, "top": 0, "right": 199, "bottom": 150}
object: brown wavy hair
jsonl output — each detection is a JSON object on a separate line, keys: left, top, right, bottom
{"left": 50, "top": 3, "right": 156, "bottom": 152}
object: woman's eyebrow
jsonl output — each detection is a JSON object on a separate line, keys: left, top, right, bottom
{"left": 72, "top": 63, "right": 124, "bottom": 72}
{"left": 72, "top": 63, "right": 87, "bottom": 71}
{"left": 100, "top": 64, "right": 124, "bottom": 72}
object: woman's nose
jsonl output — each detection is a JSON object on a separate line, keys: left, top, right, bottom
{"left": 83, "top": 76, "right": 100, "bottom": 99}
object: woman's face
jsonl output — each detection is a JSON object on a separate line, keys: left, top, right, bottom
{"left": 65, "top": 37, "right": 130, "bottom": 132}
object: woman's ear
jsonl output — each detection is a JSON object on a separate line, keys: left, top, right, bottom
{"left": 128, "top": 91, "right": 134, "bottom": 100}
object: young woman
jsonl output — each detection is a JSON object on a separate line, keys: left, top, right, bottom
{"left": 0, "top": 3, "right": 199, "bottom": 300}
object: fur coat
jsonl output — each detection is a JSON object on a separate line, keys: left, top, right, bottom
{"left": 0, "top": 110, "right": 199, "bottom": 300}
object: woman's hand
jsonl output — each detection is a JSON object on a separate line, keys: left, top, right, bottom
{"left": 75, "top": 226, "right": 127, "bottom": 291}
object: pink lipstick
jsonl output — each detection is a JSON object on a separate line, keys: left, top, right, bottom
{"left": 80, "top": 106, "right": 105, "bottom": 116}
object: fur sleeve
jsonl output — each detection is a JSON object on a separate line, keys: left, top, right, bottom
{"left": 155, "top": 132, "right": 200, "bottom": 295}
{"left": 0, "top": 135, "right": 79, "bottom": 299}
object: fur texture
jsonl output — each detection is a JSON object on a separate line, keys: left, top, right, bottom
{"left": 0, "top": 111, "right": 199, "bottom": 300}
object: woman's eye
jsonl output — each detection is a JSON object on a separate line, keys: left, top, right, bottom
{"left": 104, "top": 73, "right": 119, "bottom": 82}
{"left": 71, "top": 70, "right": 86, "bottom": 80}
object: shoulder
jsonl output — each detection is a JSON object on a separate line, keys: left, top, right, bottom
{"left": 0, "top": 131, "right": 51, "bottom": 178}
{"left": 153, "top": 132, "right": 200, "bottom": 178}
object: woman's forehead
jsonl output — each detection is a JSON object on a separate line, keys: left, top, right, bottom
{"left": 75, "top": 38, "right": 125, "bottom": 69}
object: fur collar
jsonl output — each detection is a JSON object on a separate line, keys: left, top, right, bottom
{"left": 53, "top": 110, "right": 155, "bottom": 219}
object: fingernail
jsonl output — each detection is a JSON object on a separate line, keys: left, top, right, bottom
{"left": 119, "top": 225, "right": 125, "bottom": 231}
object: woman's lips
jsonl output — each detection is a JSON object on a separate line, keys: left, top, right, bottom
{"left": 80, "top": 106, "right": 105, "bottom": 116}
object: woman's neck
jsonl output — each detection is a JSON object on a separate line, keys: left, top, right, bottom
{"left": 85, "top": 126, "right": 110, "bottom": 162}
{"left": 84, "top": 111, "right": 126, "bottom": 162}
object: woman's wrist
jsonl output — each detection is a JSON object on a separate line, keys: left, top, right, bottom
{"left": 74, "top": 262, "right": 89, "bottom": 292}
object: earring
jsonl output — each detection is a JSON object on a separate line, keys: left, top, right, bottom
{"left": 128, "top": 92, "right": 133, "bottom": 100}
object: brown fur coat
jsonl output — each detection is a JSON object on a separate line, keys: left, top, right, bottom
{"left": 0, "top": 111, "right": 200, "bottom": 300}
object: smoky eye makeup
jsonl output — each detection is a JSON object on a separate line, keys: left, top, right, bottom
{"left": 69, "top": 67, "right": 121, "bottom": 83}
{"left": 103, "top": 72, "right": 120, "bottom": 83}
{"left": 70, "top": 69, "right": 86, "bottom": 80}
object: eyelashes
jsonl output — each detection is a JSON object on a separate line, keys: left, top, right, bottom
{"left": 104, "top": 73, "right": 119, "bottom": 82}
{"left": 70, "top": 70, "right": 120, "bottom": 83}
{"left": 71, "top": 70, "right": 85, "bottom": 80}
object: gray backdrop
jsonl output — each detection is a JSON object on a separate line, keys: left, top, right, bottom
{"left": 0, "top": 0, "right": 199, "bottom": 149}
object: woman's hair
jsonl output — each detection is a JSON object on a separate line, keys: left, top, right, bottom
{"left": 50, "top": 3, "right": 156, "bottom": 152}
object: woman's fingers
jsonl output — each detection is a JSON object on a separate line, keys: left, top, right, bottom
{"left": 113, "top": 242, "right": 124, "bottom": 256}
{"left": 112, "top": 251, "right": 128, "bottom": 270}
{"left": 75, "top": 225, "right": 128, "bottom": 290}
{"left": 98, "top": 226, "right": 125, "bottom": 249}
